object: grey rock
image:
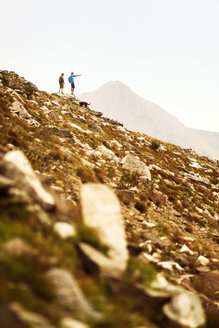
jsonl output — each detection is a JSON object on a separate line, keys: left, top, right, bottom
{"left": 121, "top": 153, "right": 151, "bottom": 180}
{"left": 163, "top": 292, "right": 205, "bottom": 328}
{"left": 47, "top": 110, "right": 60, "bottom": 121}
{"left": 78, "top": 242, "right": 124, "bottom": 277}
{"left": 2, "top": 238, "right": 34, "bottom": 256}
{"left": 61, "top": 318, "right": 90, "bottom": 328}
{"left": 80, "top": 184, "right": 128, "bottom": 271}
{"left": 2, "top": 150, "right": 55, "bottom": 209}
{"left": 45, "top": 268, "right": 102, "bottom": 320}
{"left": 11, "top": 101, "right": 32, "bottom": 119}
{"left": 88, "top": 123, "right": 104, "bottom": 134}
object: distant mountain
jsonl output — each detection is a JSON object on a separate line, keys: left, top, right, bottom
{"left": 81, "top": 81, "right": 219, "bottom": 159}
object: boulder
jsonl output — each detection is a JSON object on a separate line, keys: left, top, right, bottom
{"left": 121, "top": 153, "right": 151, "bottom": 180}
{"left": 2, "top": 238, "right": 34, "bottom": 256}
{"left": 78, "top": 242, "right": 124, "bottom": 277}
{"left": 45, "top": 268, "right": 102, "bottom": 320}
{"left": 163, "top": 292, "right": 205, "bottom": 328}
{"left": 80, "top": 184, "right": 128, "bottom": 271}
{"left": 61, "top": 318, "right": 90, "bottom": 328}
{"left": 2, "top": 150, "right": 55, "bottom": 209}
{"left": 54, "top": 222, "right": 76, "bottom": 239}
{"left": 11, "top": 101, "right": 31, "bottom": 119}
{"left": 95, "top": 145, "right": 118, "bottom": 161}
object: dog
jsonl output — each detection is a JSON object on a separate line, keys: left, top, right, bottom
{"left": 79, "top": 101, "right": 90, "bottom": 108}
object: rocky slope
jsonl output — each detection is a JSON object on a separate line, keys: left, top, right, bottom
{"left": 0, "top": 70, "right": 219, "bottom": 328}
{"left": 80, "top": 81, "right": 219, "bottom": 160}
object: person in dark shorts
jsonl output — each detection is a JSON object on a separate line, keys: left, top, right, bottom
{"left": 68, "top": 72, "right": 81, "bottom": 95}
{"left": 59, "top": 73, "right": 64, "bottom": 94}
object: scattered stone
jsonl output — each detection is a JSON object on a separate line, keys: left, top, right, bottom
{"left": 47, "top": 110, "right": 60, "bottom": 121}
{"left": 2, "top": 238, "right": 34, "bottom": 256}
{"left": 158, "top": 261, "right": 184, "bottom": 272}
{"left": 80, "top": 184, "right": 128, "bottom": 271}
{"left": 95, "top": 145, "right": 118, "bottom": 161}
{"left": 163, "top": 292, "right": 206, "bottom": 328}
{"left": 11, "top": 101, "right": 31, "bottom": 119}
{"left": 143, "top": 232, "right": 168, "bottom": 249}
{"left": 197, "top": 255, "right": 209, "bottom": 266}
{"left": 121, "top": 153, "right": 151, "bottom": 180}
{"left": 2, "top": 150, "right": 55, "bottom": 209}
{"left": 45, "top": 268, "right": 102, "bottom": 320}
{"left": 147, "top": 190, "right": 167, "bottom": 206}
{"left": 26, "top": 204, "right": 52, "bottom": 228}
{"left": 61, "top": 317, "right": 90, "bottom": 328}
{"left": 78, "top": 242, "right": 124, "bottom": 277}
{"left": 54, "top": 222, "right": 76, "bottom": 239}
{"left": 88, "top": 123, "right": 104, "bottom": 133}
{"left": 196, "top": 266, "right": 210, "bottom": 273}
{"left": 141, "top": 221, "right": 156, "bottom": 228}
{"left": 179, "top": 244, "right": 194, "bottom": 255}
{"left": 116, "top": 189, "right": 135, "bottom": 204}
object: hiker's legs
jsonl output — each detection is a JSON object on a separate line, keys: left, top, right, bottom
{"left": 71, "top": 82, "right": 75, "bottom": 95}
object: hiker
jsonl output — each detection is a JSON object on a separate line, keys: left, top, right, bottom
{"left": 68, "top": 72, "right": 81, "bottom": 95}
{"left": 59, "top": 73, "right": 64, "bottom": 94}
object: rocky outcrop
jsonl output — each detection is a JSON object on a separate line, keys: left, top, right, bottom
{"left": 1, "top": 150, "right": 55, "bottom": 209}
{"left": 121, "top": 153, "right": 151, "bottom": 180}
{"left": 45, "top": 268, "right": 102, "bottom": 320}
{"left": 0, "top": 70, "right": 38, "bottom": 95}
{"left": 80, "top": 184, "right": 128, "bottom": 271}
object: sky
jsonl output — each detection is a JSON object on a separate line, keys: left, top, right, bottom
{"left": 1, "top": 0, "right": 219, "bottom": 132}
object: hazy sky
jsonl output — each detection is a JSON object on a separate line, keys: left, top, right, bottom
{"left": 1, "top": 0, "right": 219, "bottom": 132}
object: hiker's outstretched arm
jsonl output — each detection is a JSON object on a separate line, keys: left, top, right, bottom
{"left": 73, "top": 74, "right": 81, "bottom": 77}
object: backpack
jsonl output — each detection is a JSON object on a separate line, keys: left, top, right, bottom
{"left": 68, "top": 76, "right": 71, "bottom": 83}
{"left": 59, "top": 76, "right": 64, "bottom": 83}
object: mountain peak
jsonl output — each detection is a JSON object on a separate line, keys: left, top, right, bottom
{"left": 80, "top": 82, "right": 219, "bottom": 159}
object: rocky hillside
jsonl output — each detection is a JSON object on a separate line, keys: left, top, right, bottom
{"left": 0, "top": 70, "right": 219, "bottom": 328}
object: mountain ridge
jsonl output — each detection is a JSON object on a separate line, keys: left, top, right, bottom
{"left": 80, "top": 81, "right": 219, "bottom": 159}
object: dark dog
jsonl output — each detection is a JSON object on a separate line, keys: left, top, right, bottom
{"left": 79, "top": 101, "right": 90, "bottom": 108}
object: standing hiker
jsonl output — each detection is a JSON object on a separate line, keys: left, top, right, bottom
{"left": 59, "top": 73, "right": 64, "bottom": 94}
{"left": 68, "top": 72, "right": 81, "bottom": 95}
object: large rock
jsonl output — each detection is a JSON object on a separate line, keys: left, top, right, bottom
{"left": 121, "top": 153, "right": 151, "bottom": 180}
{"left": 2, "top": 150, "right": 55, "bottom": 209}
{"left": 78, "top": 243, "right": 124, "bottom": 277}
{"left": 11, "top": 101, "right": 31, "bottom": 119}
{"left": 163, "top": 292, "right": 205, "bottom": 328}
{"left": 61, "top": 318, "right": 90, "bottom": 328}
{"left": 95, "top": 145, "right": 118, "bottom": 161}
{"left": 2, "top": 238, "right": 34, "bottom": 256}
{"left": 45, "top": 268, "right": 102, "bottom": 320}
{"left": 53, "top": 222, "right": 76, "bottom": 239}
{"left": 80, "top": 184, "right": 128, "bottom": 271}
